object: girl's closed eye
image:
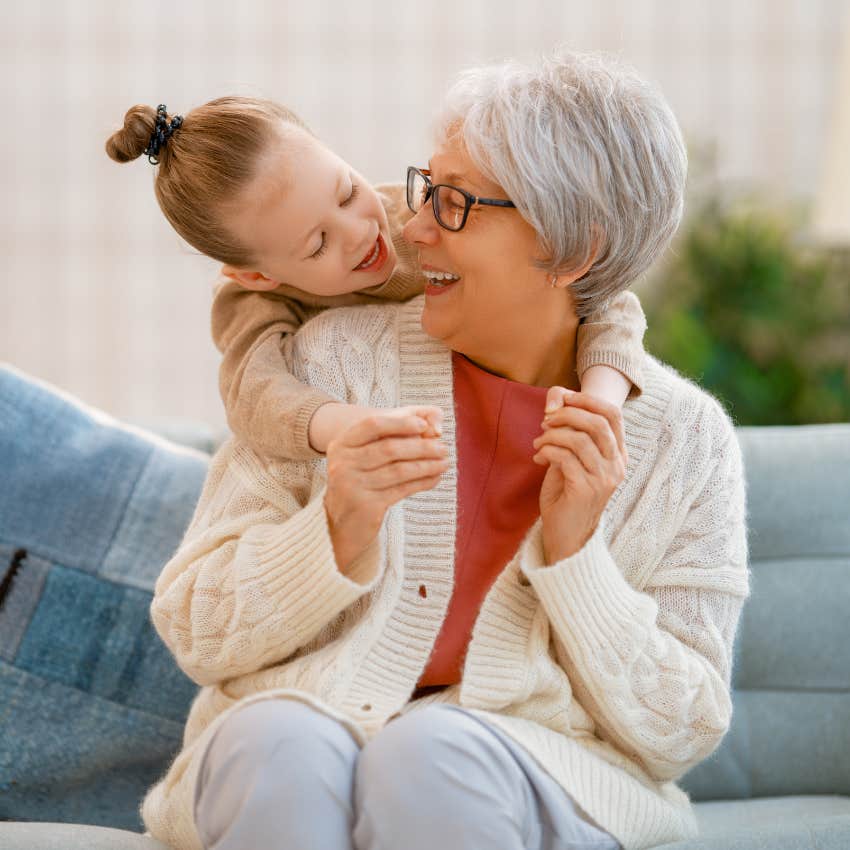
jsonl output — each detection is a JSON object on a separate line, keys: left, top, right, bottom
{"left": 310, "top": 183, "right": 360, "bottom": 259}
{"left": 311, "top": 234, "right": 327, "bottom": 259}
{"left": 341, "top": 183, "right": 360, "bottom": 207}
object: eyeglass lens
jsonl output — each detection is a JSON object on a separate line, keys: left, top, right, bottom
{"left": 408, "top": 170, "right": 467, "bottom": 231}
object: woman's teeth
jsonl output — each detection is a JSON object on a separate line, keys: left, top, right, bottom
{"left": 423, "top": 270, "right": 460, "bottom": 286}
{"left": 357, "top": 240, "right": 380, "bottom": 269}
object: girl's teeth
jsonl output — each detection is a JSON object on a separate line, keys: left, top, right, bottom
{"left": 358, "top": 241, "right": 379, "bottom": 269}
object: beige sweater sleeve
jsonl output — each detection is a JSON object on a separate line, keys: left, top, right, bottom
{"left": 211, "top": 280, "right": 334, "bottom": 461}
{"left": 576, "top": 290, "right": 647, "bottom": 397}
{"left": 210, "top": 182, "right": 422, "bottom": 462}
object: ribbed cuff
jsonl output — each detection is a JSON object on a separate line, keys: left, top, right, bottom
{"left": 293, "top": 393, "right": 340, "bottom": 460}
{"left": 243, "top": 490, "right": 384, "bottom": 638}
{"left": 577, "top": 349, "right": 645, "bottom": 398}
{"left": 518, "top": 520, "right": 657, "bottom": 669}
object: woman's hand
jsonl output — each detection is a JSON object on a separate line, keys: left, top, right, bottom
{"left": 309, "top": 402, "right": 443, "bottom": 453}
{"left": 532, "top": 387, "right": 627, "bottom": 563}
{"left": 324, "top": 408, "right": 448, "bottom": 574}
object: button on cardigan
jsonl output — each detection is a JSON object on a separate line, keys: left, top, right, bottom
{"left": 142, "top": 296, "right": 750, "bottom": 850}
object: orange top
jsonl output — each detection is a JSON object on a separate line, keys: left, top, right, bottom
{"left": 415, "top": 352, "right": 549, "bottom": 690}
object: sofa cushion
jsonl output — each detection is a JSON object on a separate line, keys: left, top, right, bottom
{"left": 654, "top": 795, "right": 850, "bottom": 849}
{"left": 0, "top": 366, "right": 207, "bottom": 831}
{"left": 679, "top": 425, "right": 850, "bottom": 802}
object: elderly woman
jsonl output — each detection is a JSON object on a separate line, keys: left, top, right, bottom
{"left": 141, "top": 51, "right": 750, "bottom": 850}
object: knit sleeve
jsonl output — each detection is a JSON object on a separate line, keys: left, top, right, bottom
{"left": 518, "top": 401, "right": 750, "bottom": 783}
{"left": 211, "top": 277, "right": 336, "bottom": 462}
{"left": 576, "top": 290, "right": 647, "bottom": 397}
{"left": 149, "top": 441, "right": 384, "bottom": 687}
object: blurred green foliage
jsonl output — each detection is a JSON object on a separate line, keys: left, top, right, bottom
{"left": 641, "top": 196, "right": 850, "bottom": 425}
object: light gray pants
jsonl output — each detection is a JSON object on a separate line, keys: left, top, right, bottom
{"left": 193, "top": 698, "right": 622, "bottom": 850}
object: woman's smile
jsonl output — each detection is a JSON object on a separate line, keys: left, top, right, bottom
{"left": 422, "top": 263, "right": 462, "bottom": 296}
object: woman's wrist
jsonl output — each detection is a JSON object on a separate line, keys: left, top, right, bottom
{"left": 324, "top": 499, "right": 375, "bottom": 576}
{"left": 541, "top": 518, "right": 596, "bottom": 564}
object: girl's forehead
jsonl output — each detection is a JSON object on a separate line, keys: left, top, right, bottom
{"left": 252, "top": 132, "right": 336, "bottom": 211}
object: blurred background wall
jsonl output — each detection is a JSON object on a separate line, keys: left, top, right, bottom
{"left": 2, "top": 0, "right": 848, "bottom": 431}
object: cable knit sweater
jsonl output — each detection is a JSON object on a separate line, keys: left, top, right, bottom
{"left": 141, "top": 295, "right": 750, "bottom": 850}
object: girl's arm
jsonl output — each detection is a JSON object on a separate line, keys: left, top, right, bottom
{"left": 211, "top": 277, "right": 336, "bottom": 460}
{"left": 211, "top": 276, "right": 440, "bottom": 461}
{"left": 576, "top": 290, "right": 647, "bottom": 407}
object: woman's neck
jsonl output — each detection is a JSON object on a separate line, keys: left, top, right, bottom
{"left": 454, "top": 318, "right": 582, "bottom": 390}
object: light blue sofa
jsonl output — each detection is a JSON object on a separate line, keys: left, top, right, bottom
{"left": 1, "top": 364, "right": 848, "bottom": 849}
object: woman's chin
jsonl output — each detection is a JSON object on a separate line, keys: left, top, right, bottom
{"left": 419, "top": 302, "right": 456, "bottom": 343}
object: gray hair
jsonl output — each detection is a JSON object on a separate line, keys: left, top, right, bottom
{"left": 435, "top": 50, "right": 688, "bottom": 317}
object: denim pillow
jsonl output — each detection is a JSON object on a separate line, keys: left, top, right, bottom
{"left": 0, "top": 365, "right": 208, "bottom": 832}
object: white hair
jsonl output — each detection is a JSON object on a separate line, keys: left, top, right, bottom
{"left": 435, "top": 49, "right": 688, "bottom": 317}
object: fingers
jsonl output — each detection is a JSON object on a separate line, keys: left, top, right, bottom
{"left": 533, "top": 426, "right": 603, "bottom": 475}
{"left": 534, "top": 444, "right": 585, "bottom": 478}
{"left": 380, "top": 472, "right": 445, "bottom": 506}
{"left": 370, "top": 457, "right": 451, "bottom": 489}
{"left": 535, "top": 443, "right": 626, "bottom": 490}
{"left": 542, "top": 389, "right": 626, "bottom": 460}
{"left": 544, "top": 386, "right": 572, "bottom": 415}
{"left": 340, "top": 413, "right": 433, "bottom": 448}
{"left": 357, "top": 436, "right": 448, "bottom": 471}
{"left": 538, "top": 405, "right": 619, "bottom": 461}
{"left": 402, "top": 405, "right": 444, "bottom": 437}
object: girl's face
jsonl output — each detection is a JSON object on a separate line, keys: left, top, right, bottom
{"left": 222, "top": 125, "right": 396, "bottom": 296}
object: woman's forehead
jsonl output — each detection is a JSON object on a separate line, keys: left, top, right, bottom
{"left": 428, "top": 140, "right": 501, "bottom": 195}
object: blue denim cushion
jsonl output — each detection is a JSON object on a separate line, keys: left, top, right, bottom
{"left": 0, "top": 365, "right": 208, "bottom": 831}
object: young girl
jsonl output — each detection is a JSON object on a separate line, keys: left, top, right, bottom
{"left": 105, "top": 97, "right": 647, "bottom": 462}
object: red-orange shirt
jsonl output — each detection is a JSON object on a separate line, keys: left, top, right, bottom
{"left": 415, "top": 351, "right": 549, "bottom": 690}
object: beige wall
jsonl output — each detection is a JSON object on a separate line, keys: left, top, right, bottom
{"left": 1, "top": 0, "right": 847, "bottom": 430}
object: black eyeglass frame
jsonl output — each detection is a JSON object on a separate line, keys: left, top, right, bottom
{"left": 406, "top": 166, "right": 516, "bottom": 232}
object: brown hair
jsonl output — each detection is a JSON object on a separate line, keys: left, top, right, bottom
{"left": 105, "top": 97, "right": 307, "bottom": 266}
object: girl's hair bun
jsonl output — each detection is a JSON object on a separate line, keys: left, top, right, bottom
{"left": 105, "top": 105, "right": 158, "bottom": 163}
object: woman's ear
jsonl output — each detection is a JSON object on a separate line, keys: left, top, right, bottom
{"left": 557, "top": 230, "right": 603, "bottom": 285}
{"left": 221, "top": 265, "right": 280, "bottom": 292}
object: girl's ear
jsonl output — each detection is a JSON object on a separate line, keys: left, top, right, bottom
{"left": 221, "top": 265, "right": 280, "bottom": 292}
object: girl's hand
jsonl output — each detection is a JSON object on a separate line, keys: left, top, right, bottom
{"left": 532, "top": 387, "right": 627, "bottom": 564}
{"left": 309, "top": 402, "right": 443, "bottom": 454}
{"left": 324, "top": 409, "right": 448, "bottom": 574}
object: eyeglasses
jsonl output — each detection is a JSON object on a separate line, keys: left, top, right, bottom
{"left": 406, "top": 166, "right": 516, "bottom": 232}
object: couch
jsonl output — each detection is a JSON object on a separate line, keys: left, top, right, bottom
{"left": 1, "top": 363, "right": 848, "bottom": 849}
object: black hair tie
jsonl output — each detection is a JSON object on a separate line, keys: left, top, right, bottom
{"left": 144, "top": 104, "right": 184, "bottom": 165}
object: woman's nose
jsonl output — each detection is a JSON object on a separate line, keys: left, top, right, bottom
{"left": 402, "top": 204, "right": 439, "bottom": 246}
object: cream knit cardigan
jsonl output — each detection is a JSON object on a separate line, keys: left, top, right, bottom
{"left": 141, "top": 295, "right": 751, "bottom": 850}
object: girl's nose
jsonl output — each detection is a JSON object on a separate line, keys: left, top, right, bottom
{"left": 345, "top": 216, "right": 375, "bottom": 257}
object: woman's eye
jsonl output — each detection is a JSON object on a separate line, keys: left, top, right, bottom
{"left": 340, "top": 183, "right": 360, "bottom": 207}
{"left": 311, "top": 233, "right": 327, "bottom": 258}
